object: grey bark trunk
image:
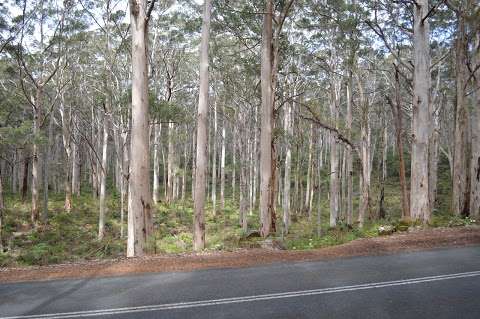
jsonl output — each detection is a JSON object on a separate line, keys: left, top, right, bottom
{"left": 410, "top": 0, "right": 432, "bottom": 223}
{"left": 127, "top": 0, "right": 153, "bottom": 257}
{"left": 193, "top": 0, "right": 212, "bottom": 251}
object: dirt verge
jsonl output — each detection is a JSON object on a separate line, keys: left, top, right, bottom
{"left": 1, "top": 226, "right": 479, "bottom": 283}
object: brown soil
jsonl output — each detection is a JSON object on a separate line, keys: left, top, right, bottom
{"left": 1, "top": 226, "right": 479, "bottom": 283}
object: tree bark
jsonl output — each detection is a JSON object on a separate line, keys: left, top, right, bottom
{"left": 127, "top": 0, "right": 153, "bottom": 257}
{"left": 259, "top": 0, "right": 273, "bottom": 237}
{"left": 283, "top": 97, "right": 293, "bottom": 234}
{"left": 452, "top": 9, "right": 470, "bottom": 217}
{"left": 411, "top": 0, "right": 431, "bottom": 223}
{"left": 153, "top": 123, "right": 162, "bottom": 203}
{"left": 193, "top": 0, "right": 212, "bottom": 251}
{"left": 470, "top": 29, "right": 480, "bottom": 218}
{"left": 98, "top": 112, "right": 109, "bottom": 241}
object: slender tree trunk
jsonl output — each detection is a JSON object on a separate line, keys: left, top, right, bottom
{"left": 31, "top": 87, "right": 43, "bottom": 225}
{"left": 411, "top": 0, "right": 431, "bottom": 223}
{"left": 378, "top": 121, "right": 388, "bottom": 219}
{"left": 220, "top": 106, "right": 226, "bottom": 212}
{"left": 127, "top": 0, "right": 153, "bottom": 257}
{"left": 470, "top": 30, "right": 480, "bottom": 219}
{"left": 21, "top": 156, "right": 29, "bottom": 202}
{"left": 211, "top": 99, "right": 217, "bottom": 215}
{"left": 329, "top": 84, "right": 339, "bottom": 228}
{"left": 305, "top": 124, "right": 313, "bottom": 219}
{"left": 346, "top": 78, "right": 353, "bottom": 225}
{"left": 391, "top": 67, "right": 411, "bottom": 220}
{"left": 153, "top": 123, "right": 162, "bottom": 203}
{"left": 98, "top": 113, "right": 109, "bottom": 241}
{"left": 167, "top": 122, "right": 175, "bottom": 203}
{"left": 193, "top": 0, "right": 212, "bottom": 251}
{"left": 317, "top": 140, "right": 323, "bottom": 236}
{"left": 42, "top": 112, "right": 54, "bottom": 222}
{"left": 283, "top": 98, "right": 293, "bottom": 235}
{"left": 232, "top": 122, "right": 236, "bottom": 202}
{"left": 0, "top": 167, "right": 4, "bottom": 251}
{"left": 452, "top": 10, "right": 470, "bottom": 217}
{"left": 259, "top": 0, "right": 273, "bottom": 237}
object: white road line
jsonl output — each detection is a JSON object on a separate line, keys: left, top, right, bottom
{"left": 2, "top": 270, "right": 479, "bottom": 319}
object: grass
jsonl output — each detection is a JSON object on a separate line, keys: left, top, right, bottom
{"left": 0, "top": 158, "right": 476, "bottom": 266}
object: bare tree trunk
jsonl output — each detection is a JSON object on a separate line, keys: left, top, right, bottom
{"left": 31, "top": 87, "right": 43, "bottom": 225}
{"left": 98, "top": 113, "right": 109, "bottom": 241}
{"left": 167, "top": 122, "right": 175, "bottom": 203}
{"left": 346, "top": 77, "right": 353, "bottom": 225}
{"left": 127, "top": 0, "right": 154, "bottom": 257}
{"left": 452, "top": 10, "right": 470, "bottom": 217}
{"left": 232, "top": 121, "right": 236, "bottom": 202}
{"left": 470, "top": 30, "right": 480, "bottom": 219}
{"left": 220, "top": 106, "right": 226, "bottom": 213}
{"left": 305, "top": 124, "right": 313, "bottom": 219}
{"left": 283, "top": 98, "right": 293, "bottom": 235}
{"left": 390, "top": 67, "right": 410, "bottom": 220}
{"left": 411, "top": 0, "right": 431, "bottom": 223}
{"left": 0, "top": 167, "right": 4, "bottom": 251}
{"left": 72, "top": 139, "right": 80, "bottom": 196}
{"left": 211, "top": 99, "right": 217, "bottom": 215}
{"left": 329, "top": 84, "right": 339, "bottom": 228}
{"left": 259, "top": 0, "right": 273, "bottom": 237}
{"left": 21, "top": 156, "right": 29, "bottom": 202}
{"left": 378, "top": 120, "right": 388, "bottom": 219}
{"left": 182, "top": 133, "right": 188, "bottom": 202}
{"left": 42, "top": 112, "right": 54, "bottom": 222}
{"left": 153, "top": 123, "right": 162, "bottom": 203}
{"left": 317, "top": 140, "right": 323, "bottom": 236}
{"left": 193, "top": 0, "right": 212, "bottom": 251}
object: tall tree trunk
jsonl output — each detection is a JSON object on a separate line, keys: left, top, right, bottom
{"left": 98, "top": 113, "right": 109, "bottom": 241}
{"left": 452, "top": 10, "right": 470, "bottom": 217}
{"left": 317, "top": 140, "right": 323, "bottom": 236}
{"left": 470, "top": 30, "right": 480, "bottom": 219}
{"left": 31, "top": 87, "right": 43, "bottom": 225}
{"left": 305, "top": 123, "right": 313, "bottom": 219}
{"left": 346, "top": 77, "right": 353, "bottom": 225}
{"left": 259, "top": 0, "right": 273, "bottom": 237}
{"left": 167, "top": 122, "right": 175, "bottom": 203}
{"left": 391, "top": 67, "right": 410, "bottom": 220}
{"left": 378, "top": 120, "right": 388, "bottom": 219}
{"left": 127, "top": 0, "right": 153, "bottom": 257}
{"left": 21, "top": 156, "right": 29, "bottom": 202}
{"left": 411, "top": 0, "right": 431, "bottom": 223}
{"left": 329, "top": 84, "right": 339, "bottom": 228}
{"left": 211, "top": 99, "right": 217, "bottom": 214}
{"left": 232, "top": 121, "right": 236, "bottom": 202}
{"left": 0, "top": 167, "right": 4, "bottom": 251}
{"left": 220, "top": 106, "right": 226, "bottom": 213}
{"left": 42, "top": 112, "right": 54, "bottom": 222}
{"left": 283, "top": 98, "right": 293, "bottom": 235}
{"left": 193, "top": 0, "right": 212, "bottom": 251}
{"left": 153, "top": 123, "right": 162, "bottom": 203}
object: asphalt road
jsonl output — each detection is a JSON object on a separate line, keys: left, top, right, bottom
{"left": 1, "top": 246, "right": 479, "bottom": 319}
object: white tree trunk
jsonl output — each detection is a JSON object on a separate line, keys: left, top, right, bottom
{"left": 127, "top": 0, "right": 153, "bottom": 257}
{"left": 283, "top": 98, "right": 293, "bottom": 235}
{"left": 153, "top": 123, "right": 162, "bottom": 203}
{"left": 98, "top": 113, "right": 109, "bottom": 240}
{"left": 259, "top": 0, "right": 273, "bottom": 237}
{"left": 211, "top": 99, "right": 217, "bottom": 214}
{"left": 410, "top": 0, "right": 431, "bottom": 223}
{"left": 193, "top": 0, "right": 212, "bottom": 251}
{"left": 220, "top": 107, "right": 226, "bottom": 212}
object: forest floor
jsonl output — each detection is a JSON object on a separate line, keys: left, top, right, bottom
{"left": 1, "top": 226, "right": 479, "bottom": 283}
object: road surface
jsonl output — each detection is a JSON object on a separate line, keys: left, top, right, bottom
{"left": 1, "top": 246, "right": 479, "bottom": 318}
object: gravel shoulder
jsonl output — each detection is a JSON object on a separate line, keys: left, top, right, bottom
{"left": 1, "top": 226, "right": 479, "bottom": 283}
